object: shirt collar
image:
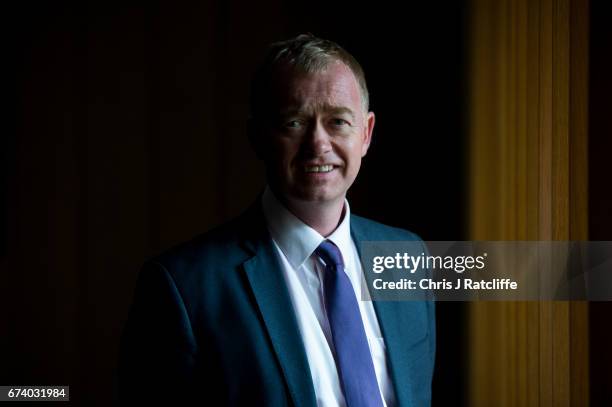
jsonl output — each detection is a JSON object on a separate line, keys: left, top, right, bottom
{"left": 261, "top": 186, "right": 353, "bottom": 269}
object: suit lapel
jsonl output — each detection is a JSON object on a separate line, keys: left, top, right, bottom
{"left": 368, "top": 300, "right": 427, "bottom": 407}
{"left": 351, "top": 217, "right": 426, "bottom": 407}
{"left": 238, "top": 204, "right": 427, "bottom": 407}
{"left": 241, "top": 203, "right": 317, "bottom": 407}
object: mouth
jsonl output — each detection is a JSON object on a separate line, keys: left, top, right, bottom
{"left": 302, "top": 164, "right": 338, "bottom": 174}
{"left": 303, "top": 164, "right": 336, "bottom": 173}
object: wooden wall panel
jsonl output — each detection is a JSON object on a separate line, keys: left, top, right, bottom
{"left": 466, "top": 0, "right": 589, "bottom": 405}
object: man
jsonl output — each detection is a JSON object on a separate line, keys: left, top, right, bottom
{"left": 118, "top": 34, "right": 435, "bottom": 406}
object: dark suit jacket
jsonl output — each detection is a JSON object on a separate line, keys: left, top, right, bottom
{"left": 118, "top": 200, "right": 435, "bottom": 406}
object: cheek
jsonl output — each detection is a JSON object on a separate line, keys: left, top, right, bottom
{"left": 360, "top": 142, "right": 369, "bottom": 156}
{"left": 340, "top": 139, "right": 365, "bottom": 164}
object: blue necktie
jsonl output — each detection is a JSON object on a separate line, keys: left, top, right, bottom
{"left": 315, "top": 240, "right": 384, "bottom": 407}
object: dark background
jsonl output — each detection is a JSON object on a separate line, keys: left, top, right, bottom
{"left": 4, "top": 0, "right": 467, "bottom": 405}
{"left": 588, "top": 1, "right": 612, "bottom": 405}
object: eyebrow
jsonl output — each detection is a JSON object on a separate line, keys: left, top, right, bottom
{"left": 278, "top": 104, "right": 357, "bottom": 121}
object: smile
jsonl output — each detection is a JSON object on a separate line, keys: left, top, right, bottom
{"left": 304, "top": 165, "right": 335, "bottom": 173}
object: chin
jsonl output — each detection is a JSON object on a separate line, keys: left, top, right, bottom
{"left": 292, "top": 189, "right": 343, "bottom": 204}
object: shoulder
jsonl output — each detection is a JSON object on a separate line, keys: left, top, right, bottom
{"left": 350, "top": 213, "right": 424, "bottom": 242}
{"left": 142, "top": 204, "right": 263, "bottom": 284}
{"left": 155, "top": 218, "right": 248, "bottom": 265}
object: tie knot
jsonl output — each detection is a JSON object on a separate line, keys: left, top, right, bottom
{"left": 315, "top": 240, "right": 345, "bottom": 268}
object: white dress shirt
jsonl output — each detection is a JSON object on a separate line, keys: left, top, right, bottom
{"left": 261, "top": 187, "right": 396, "bottom": 407}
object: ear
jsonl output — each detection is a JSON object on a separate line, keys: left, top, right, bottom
{"left": 361, "top": 111, "right": 375, "bottom": 157}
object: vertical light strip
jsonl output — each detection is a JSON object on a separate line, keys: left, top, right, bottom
{"left": 467, "top": 0, "right": 589, "bottom": 405}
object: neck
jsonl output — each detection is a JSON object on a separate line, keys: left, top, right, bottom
{"left": 275, "top": 193, "right": 346, "bottom": 237}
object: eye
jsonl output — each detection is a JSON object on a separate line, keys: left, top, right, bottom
{"left": 284, "top": 119, "right": 303, "bottom": 129}
{"left": 330, "top": 118, "right": 349, "bottom": 127}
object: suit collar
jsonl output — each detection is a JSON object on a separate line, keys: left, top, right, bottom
{"left": 260, "top": 186, "right": 322, "bottom": 270}
{"left": 241, "top": 200, "right": 427, "bottom": 407}
{"left": 351, "top": 218, "right": 428, "bottom": 407}
{"left": 240, "top": 199, "right": 318, "bottom": 407}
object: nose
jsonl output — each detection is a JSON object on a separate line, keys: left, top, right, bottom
{"left": 302, "top": 119, "right": 332, "bottom": 156}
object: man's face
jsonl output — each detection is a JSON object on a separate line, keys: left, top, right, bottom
{"left": 257, "top": 61, "right": 375, "bottom": 208}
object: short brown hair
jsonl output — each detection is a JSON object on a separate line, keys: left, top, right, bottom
{"left": 249, "top": 33, "right": 370, "bottom": 121}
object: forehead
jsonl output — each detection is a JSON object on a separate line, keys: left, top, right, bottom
{"left": 270, "top": 61, "right": 363, "bottom": 114}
